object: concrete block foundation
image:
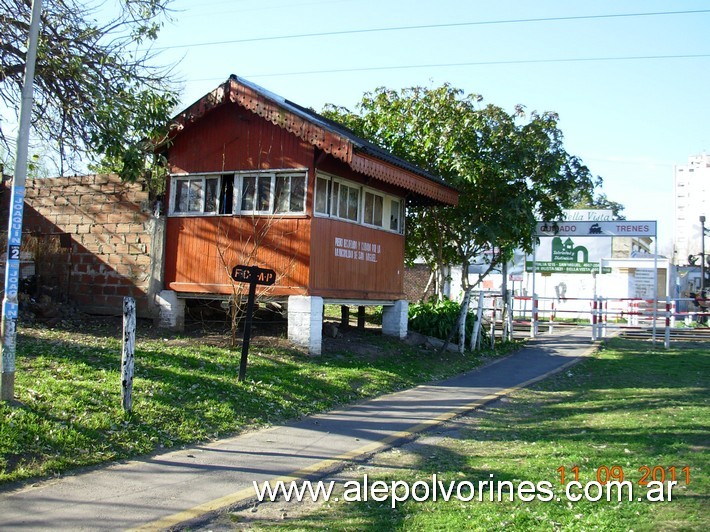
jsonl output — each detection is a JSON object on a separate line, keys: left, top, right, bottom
{"left": 287, "top": 295, "right": 324, "bottom": 355}
{"left": 382, "top": 299, "right": 409, "bottom": 339}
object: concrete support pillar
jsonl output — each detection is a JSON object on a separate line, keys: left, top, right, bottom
{"left": 155, "top": 290, "right": 185, "bottom": 331}
{"left": 382, "top": 299, "right": 408, "bottom": 339}
{"left": 288, "top": 295, "right": 324, "bottom": 355}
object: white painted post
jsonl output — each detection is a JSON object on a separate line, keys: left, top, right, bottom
{"left": 490, "top": 297, "right": 496, "bottom": 349}
{"left": 470, "top": 291, "right": 484, "bottom": 351}
{"left": 121, "top": 297, "right": 136, "bottom": 412}
{"left": 458, "top": 290, "right": 471, "bottom": 354}
{"left": 506, "top": 290, "right": 514, "bottom": 342}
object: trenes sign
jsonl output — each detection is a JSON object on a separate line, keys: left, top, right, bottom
{"left": 536, "top": 220, "right": 656, "bottom": 238}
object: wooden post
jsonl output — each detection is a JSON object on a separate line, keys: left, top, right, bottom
{"left": 357, "top": 306, "right": 366, "bottom": 330}
{"left": 340, "top": 305, "right": 349, "bottom": 328}
{"left": 121, "top": 297, "right": 136, "bottom": 412}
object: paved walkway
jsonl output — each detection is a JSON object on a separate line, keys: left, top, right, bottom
{"left": 0, "top": 328, "right": 596, "bottom": 530}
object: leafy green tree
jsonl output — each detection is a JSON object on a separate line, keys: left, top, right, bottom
{"left": 0, "top": 0, "right": 178, "bottom": 185}
{"left": 323, "top": 84, "right": 600, "bottom": 294}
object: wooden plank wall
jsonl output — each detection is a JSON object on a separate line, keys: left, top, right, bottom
{"left": 168, "top": 103, "right": 313, "bottom": 174}
{"left": 165, "top": 216, "right": 310, "bottom": 296}
{"left": 309, "top": 217, "right": 405, "bottom": 300}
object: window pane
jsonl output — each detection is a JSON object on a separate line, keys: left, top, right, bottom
{"left": 364, "top": 192, "right": 374, "bottom": 224}
{"left": 241, "top": 176, "right": 255, "bottom": 211}
{"left": 257, "top": 175, "right": 272, "bottom": 211}
{"left": 275, "top": 175, "right": 289, "bottom": 213}
{"left": 390, "top": 198, "right": 400, "bottom": 231}
{"left": 204, "top": 178, "right": 219, "bottom": 213}
{"left": 290, "top": 175, "right": 305, "bottom": 212}
{"left": 338, "top": 184, "right": 348, "bottom": 219}
{"left": 175, "top": 180, "right": 189, "bottom": 212}
{"left": 347, "top": 187, "right": 359, "bottom": 221}
{"left": 315, "top": 176, "right": 328, "bottom": 214}
{"left": 188, "top": 180, "right": 203, "bottom": 212}
{"left": 373, "top": 194, "right": 383, "bottom": 226}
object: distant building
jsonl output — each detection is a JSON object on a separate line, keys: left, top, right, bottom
{"left": 673, "top": 153, "right": 709, "bottom": 265}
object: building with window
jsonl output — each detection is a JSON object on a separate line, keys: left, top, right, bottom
{"left": 160, "top": 75, "right": 458, "bottom": 353}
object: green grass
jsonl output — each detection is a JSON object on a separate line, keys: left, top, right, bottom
{"left": 0, "top": 322, "right": 518, "bottom": 486}
{"left": 250, "top": 338, "right": 709, "bottom": 531}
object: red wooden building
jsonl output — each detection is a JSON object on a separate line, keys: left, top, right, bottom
{"left": 160, "top": 75, "right": 457, "bottom": 353}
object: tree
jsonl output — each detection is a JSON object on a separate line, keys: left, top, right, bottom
{"left": 0, "top": 0, "right": 178, "bottom": 184}
{"left": 322, "top": 84, "right": 600, "bottom": 295}
{"left": 570, "top": 189, "right": 625, "bottom": 219}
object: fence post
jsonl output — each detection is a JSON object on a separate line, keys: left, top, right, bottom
{"left": 530, "top": 294, "right": 538, "bottom": 338}
{"left": 506, "top": 291, "right": 514, "bottom": 342}
{"left": 470, "top": 291, "right": 484, "bottom": 351}
{"left": 664, "top": 297, "right": 671, "bottom": 349}
{"left": 458, "top": 290, "right": 471, "bottom": 354}
{"left": 548, "top": 301, "right": 555, "bottom": 334}
{"left": 121, "top": 297, "right": 136, "bottom": 412}
{"left": 490, "top": 297, "right": 496, "bottom": 349}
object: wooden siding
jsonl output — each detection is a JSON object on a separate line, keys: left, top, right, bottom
{"left": 168, "top": 103, "right": 314, "bottom": 175}
{"left": 164, "top": 216, "right": 310, "bottom": 296}
{"left": 309, "top": 217, "right": 405, "bottom": 300}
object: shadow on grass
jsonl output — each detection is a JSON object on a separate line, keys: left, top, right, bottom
{"left": 3, "top": 324, "right": 504, "bottom": 485}
{"left": 263, "top": 338, "right": 708, "bottom": 529}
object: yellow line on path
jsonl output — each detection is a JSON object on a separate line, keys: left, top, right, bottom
{"left": 132, "top": 355, "right": 584, "bottom": 531}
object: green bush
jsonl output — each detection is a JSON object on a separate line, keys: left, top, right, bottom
{"left": 408, "top": 298, "right": 482, "bottom": 343}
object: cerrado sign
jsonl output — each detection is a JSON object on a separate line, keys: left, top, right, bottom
{"left": 230, "top": 265, "right": 276, "bottom": 381}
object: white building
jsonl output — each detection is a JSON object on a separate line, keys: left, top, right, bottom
{"left": 673, "top": 154, "right": 709, "bottom": 265}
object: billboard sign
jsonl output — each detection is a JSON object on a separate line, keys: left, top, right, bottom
{"left": 535, "top": 220, "right": 656, "bottom": 238}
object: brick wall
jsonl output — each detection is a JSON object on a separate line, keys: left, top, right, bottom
{"left": 0, "top": 174, "right": 160, "bottom": 317}
{"left": 404, "top": 264, "right": 436, "bottom": 303}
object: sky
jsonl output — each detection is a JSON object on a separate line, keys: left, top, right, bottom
{"left": 125, "top": 0, "right": 710, "bottom": 251}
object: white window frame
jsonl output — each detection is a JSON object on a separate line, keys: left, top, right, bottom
{"left": 170, "top": 174, "right": 221, "bottom": 216}
{"left": 170, "top": 170, "right": 307, "bottom": 217}
{"left": 362, "top": 188, "right": 385, "bottom": 228}
{"left": 388, "top": 196, "right": 404, "bottom": 233}
{"left": 332, "top": 179, "right": 361, "bottom": 223}
{"left": 233, "top": 170, "right": 307, "bottom": 216}
{"left": 314, "top": 171, "right": 405, "bottom": 234}
{"left": 236, "top": 172, "right": 274, "bottom": 215}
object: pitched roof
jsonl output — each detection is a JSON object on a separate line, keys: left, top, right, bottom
{"left": 171, "top": 75, "right": 458, "bottom": 206}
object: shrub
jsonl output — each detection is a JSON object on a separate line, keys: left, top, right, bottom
{"left": 408, "top": 298, "right": 481, "bottom": 343}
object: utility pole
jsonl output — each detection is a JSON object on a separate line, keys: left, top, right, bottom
{"left": 1, "top": 0, "right": 43, "bottom": 401}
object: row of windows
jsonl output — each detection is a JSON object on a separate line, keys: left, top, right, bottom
{"left": 171, "top": 171, "right": 306, "bottom": 216}
{"left": 169, "top": 171, "right": 405, "bottom": 234}
{"left": 314, "top": 173, "right": 404, "bottom": 233}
